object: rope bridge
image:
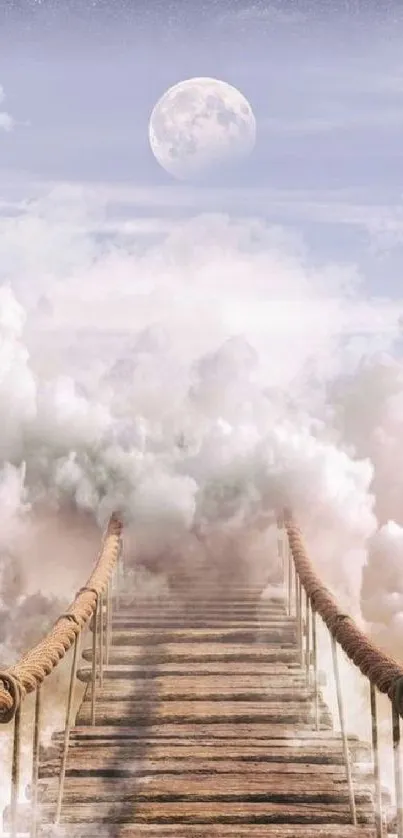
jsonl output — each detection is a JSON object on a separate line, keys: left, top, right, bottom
{"left": 0, "top": 511, "right": 402, "bottom": 837}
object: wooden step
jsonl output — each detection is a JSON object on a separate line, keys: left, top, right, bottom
{"left": 111, "top": 613, "right": 288, "bottom": 624}
{"left": 114, "top": 593, "right": 285, "bottom": 603}
{"left": 76, "top": 699, "right": 332, "bottom": 727}
{"left": 78, "top": 662, "right": 305, "bottom": 680}
{"left": 112, "top": 605, "right": 287, "bottom": 617}
{"left": 38, "top": 800, "right": 374, "bottom": 825}
{"left": 39, "top": 773, "right": 374, "bottom": 804}
{"left": 112, "top": 609, "right": 296, "bottom": 629}
{"left": 39, "top": 757, "right": 370, "bottom": 779}
{"left": 52, "top": 726, "right": 366, "bottom": 744}
{"left": 38, "top": 825, "right": 377, "bottom": 838}
{"left": 113, "top": 603, "right": 287, "bottom": 613}
{"left": 78, "top": 676, "right": 319, "bottom": 701}
{"left": 82, "top": 645, "right": 299, "bottom": 665}
{"left": 34, "top": 586, "right": 375, "bottom": 835}
{"left": 47, "top": 732, "right": 371, "bottom": 764}
{"left": 109, "top": 627, "right": 296, "bottom": 645}
{"left": 115, "top": 596, "right": 286, "bottom": 604}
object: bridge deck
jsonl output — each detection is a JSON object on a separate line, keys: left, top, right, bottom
{"left": 37, "top": 588, "right": 377, "bottom": 837}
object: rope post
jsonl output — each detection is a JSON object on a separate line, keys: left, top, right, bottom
{"left": 296, "top": 575, "right": 303, "bottom": 665}
{"left": 370, "top": 683, "right": 384, "bottom": 838}
{"left": 10, "top": 703, "right": 22, "bottom": 838}
{"left": 330, "top": 635, "right": 357, "bottom": 825}
{"left": 305, "top": 591, "right": 311, "bottom": 687}
{"left": 277, "top": 527, "right": 284, "bottom": 586}
{"left": 299, "top": 579, "right": 303, "bottom": 665}
{"left": 311, "top": 606, "right": 319, "bottom": 730}
{"left": 55, "top": 631, "right": 81, "bottom": 825}
{"left": 55, "top": 631, "right": 81, "bottom": 824}
{"left": 392, "top": 703, "right": 403, "bottom": 838}
{"left": 30, "top": 686, "right": 42, "bottom": 838}
{"left": 91, "top": 595, "right": 99, "bottom": 726}
{"left": 287, "top": 539, "right": 293, "bottom": 616}
{"left": 99, "top": 590, "right": 104, "bottom": 688}
{"left": 106, "top": 579, "right": 112, "bottom": 667}
{"left": 115, "top": 541, "right": 124, "bottom": 610}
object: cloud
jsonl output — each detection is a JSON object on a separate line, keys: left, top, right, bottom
{"left": 0, "top": 186, "right": 399, "bottom": 341}
{"left": 4, "top": 178, "right": 403, "bottom": 274}
{"left": 26, "top": 180, "right": 400, "bottom": 241}
{"left": 1, "top": 185, "right": 403, "bottom": 677}
{"left": 0, "top": 85, "right": 15, "bottom": 133}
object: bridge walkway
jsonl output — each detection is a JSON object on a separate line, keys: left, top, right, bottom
{"left": 35, "top": 585, "right": 378, "bottom": 837}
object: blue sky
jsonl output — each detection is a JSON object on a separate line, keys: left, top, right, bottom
{"left": 2, "top": 2, "right": 403, "bottom": 191}
{"left": 1, "top": 0, "right": 403, "bottom": 334}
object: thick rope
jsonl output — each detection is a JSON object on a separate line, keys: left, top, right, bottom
{"left": 0, "top": 514, "right": 122, "bottom": 723}
{"left": 283, "top": 511, "right": 403, "bottom": 715}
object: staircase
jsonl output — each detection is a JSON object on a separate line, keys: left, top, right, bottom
{"left": 37, "top": 586, "right": 377, "bottom": 837}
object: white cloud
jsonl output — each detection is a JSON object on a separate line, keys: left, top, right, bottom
{"left": 0, "top": 186, "right": 402, "bottom": 632}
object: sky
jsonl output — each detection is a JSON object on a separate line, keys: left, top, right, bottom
{"left": 1, "top": 0, "right": 403, "bottom": 334}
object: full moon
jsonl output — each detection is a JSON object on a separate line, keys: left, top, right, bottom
{"left": 148, "top": 77, "right": 256, "bottom": 182}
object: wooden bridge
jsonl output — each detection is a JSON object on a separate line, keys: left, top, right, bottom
{"left": 1, "top": 514, "right": 402, "bottom": 837}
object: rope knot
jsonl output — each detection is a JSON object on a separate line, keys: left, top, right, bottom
{"left": 78, "top": 587, "right": 99, "bottom": 598}
{"left": 0, "top": 671, "right": 22, "bottom": 724}
{"left": 56, "top": 613, "right": 82, "bottom": 628}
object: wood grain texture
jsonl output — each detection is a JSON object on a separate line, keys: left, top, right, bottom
{"left": 42, "top": 826, "right": 376, "bottom": 838}
{"left": 37, "top": 590, "right": 375, "bottom": 834}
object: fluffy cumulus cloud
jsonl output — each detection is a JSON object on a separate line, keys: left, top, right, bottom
{"left": 0, "top": 85, "right": 14, "bottom": 132}
{"left": 1, "top": 186, "right": 403, "bottom": 671}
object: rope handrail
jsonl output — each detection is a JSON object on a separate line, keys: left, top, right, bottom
{"left": 284, "top": 511, "right": 403, "bottom": 714}
{"left": 0, "top": 513, "right": 123, "bottom": 724}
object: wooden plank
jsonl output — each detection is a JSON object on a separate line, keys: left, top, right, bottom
{"left": 39, "top": 825, "right": 377, "bottom": 838}
{"left": 113, "top": 606, "right": 286, "bottom": 612}
{"left": 43, "top": 744, "right": 365, "bottom": 766}
{"left": 110, "top": 613, "right": 287, "bottom": 624}
{"left": 86, "top": 678, "right": 319, "bottom": 701}
{"left": 39, "top": 773, "right": 374, "bottom": 803}
{"left": 112, "top": 618, "right": 292, "bottom": 627}
{"left": 81, "top": 645, "right": 299, "bottom": 664}
{"left": 38, "top": 757, "right": 371, "bottom": 779}
{"left": 38, "top": 800, "right": 375, "bottom": 824}
{"left": 78, "top": 662, "right": 306, "bottom": 680}
{"left": 110, "top": 628, "right": 296, "bottom": 645}
{"left": 112, "top": 607, "right": 287, "bottom": 618}
{"left": 45, "top": 742, "right": 370, "bottom": 768}
{"left": 76, "top": 700, "right": 332, "bottom": 727}
{"left": 113, "top": 603, "right": 285, "bottom": 610}
{"left": 114, "top": 593, "right": 284, "bottom": 602}
{"left": 112, "top": 612, "right": 291, "bottom": 621}
{"left": 53, "top": 726, "right": 364, "bottom": 743}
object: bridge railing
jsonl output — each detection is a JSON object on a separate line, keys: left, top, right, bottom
{"left": 278, "top": 509, "right": 403, "bottom": 838}
{"left": 0, "top": 513, "right": 123, "bottom": 838}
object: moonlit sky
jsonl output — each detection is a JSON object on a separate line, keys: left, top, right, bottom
{"left": 1, "top": 0, "right": 403, "bottom": 330}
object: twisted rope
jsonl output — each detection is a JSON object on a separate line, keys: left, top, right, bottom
{"left": 284, "top": 512, "right": 403, "bottom": 715}
{"left": 0, "top": 514, "right": 122, "bottom": 724}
